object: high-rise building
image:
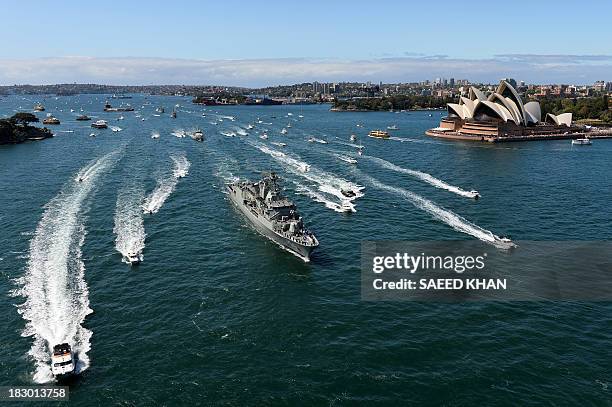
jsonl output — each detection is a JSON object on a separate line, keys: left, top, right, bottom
{"left": 449, "top": 78, "right": 455, "bottom": 87}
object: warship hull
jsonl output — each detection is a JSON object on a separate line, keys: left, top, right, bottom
{"left": 227, "top": 186, "right": 316, "bottom": 261}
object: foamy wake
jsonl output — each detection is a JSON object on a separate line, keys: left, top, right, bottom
{"left": 294, "top": 182, "right": 355, "bottom": 213}
{"left": 361, "top": 173, "right": 514, "bottom": 249}
{"left": 171, "top": 129, "right": 186, "bottom": 138}
{"left": 171, "top": 154, "right": 191, "bottom": 178}
{"left": 248, "top": 141, "right": 364, "bottom": 211}
{"left": 114, "top": 186, "right": 146, "bottom": 263}
{"left": 143, "top": 154, "right": 190, "bottom": 214}
{"left": 365, "top": 155, "right": 480, "bottom": 199}
{"left": 13, "top": 151, "right": 120, "bottom": 383}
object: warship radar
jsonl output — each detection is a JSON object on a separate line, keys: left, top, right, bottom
{"left": 227, "top": 172, "right": 318, "bottom": 261}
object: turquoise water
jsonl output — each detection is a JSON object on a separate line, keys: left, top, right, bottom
{"left": 0, "top": 95, "right": 611, "bottom": 405}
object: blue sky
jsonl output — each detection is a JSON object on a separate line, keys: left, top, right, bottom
{"left": 0, "top": 0, "right": 610, "bottom": 85}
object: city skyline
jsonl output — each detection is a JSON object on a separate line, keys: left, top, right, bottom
{"left": 1, "top": 0, "right": 611, "bottom": 85}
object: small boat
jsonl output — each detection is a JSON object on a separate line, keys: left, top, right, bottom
{"left": 341, "top": 189, "right": 356, "bottom": 198}
{"left": 89, "top": 133, "right": 96, "bottom": 137}
{"left": 42, "top": 116, "right": 60, "bottom": 125}
{"left": 308, "top": 137, "right": 328, "bottom": 144}
{"left": 124, "top": 252, "right": 142, "bottom": 265}
{"left": 469, "top": 190, "right": 480, "bottom": 200}
{"left": 271, "top": 142, "right": 286, "bottom": 147}
{"left": 572, "top": 137, "right": 592, "bottom": 145}
{"left": 287, "top": 113, "right": 293, "bottom": 116}
{"left": 350, "top": 134, "right": 357, "bottom": 142}
{"left": 338, "top": 156, "right": 357, "bottom": 165}
{"left": 76, "top": 114, "right": 91, "bottom": 121}
{"left": 117, "top": 115, "right": 124, "bottom": 120}
{"left": 281, "top": 128, "right": 288, "bottom": 134}
{"left": 191, "top": 130, "right": 204, "bottom": 142}
{"left": 91, "top": 120, "right": 108, "bottom": 129}
{"left": 260, "top": 133, "right": 269, "bottom": 140}
{"left": 287, "top": 123, "right": 292, "bottom": 128}
{"left": 339, "top": 200, "right": 354, "bottom": 213}
{"left": 171, "top": 109, "right": 177, "bottom": 119}
{"left": 156, "top": 107, "right": 165, "bottom": 114}
{"left": 357, "top": 148, "right": 363, "bottom": 156}
{"left": 387, "top": 125, "right": 399, "bottom": 130}
{"left": 298, "top": 163, "right": 310, "bottom": 172}
{"left": 34, "top": 103, "right": 45, "bottom": 112}
{"left": 110, "top": 126, "right": 122, "bottom": 132}
{"left": 368, "top": 130, "right": 390, "bottom": 139}
{"left": 151, "top": 133, "right": 160, "bottom": 139}
{"left": 298, "top": 115, "right": 304, "bottom": 118}
{"left": 247, "top": 124, "right": 254, "bottom": 129}
{"left": 51, "top": 343, "right": 75, "bottom": 377}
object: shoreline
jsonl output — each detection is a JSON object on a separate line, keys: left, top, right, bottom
{"left": 425, "top": 128, "right": 612, "bottom": 143}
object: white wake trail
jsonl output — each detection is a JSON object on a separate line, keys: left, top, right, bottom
{"left": 114, "top": 186, "right": 146, "bottom": 263}
{"left": 365, "top": 155, "right": 480, "bottom": 199}
{"left": 360, "top": 173, "right": 514, "bottom": 249}
{"left": 247, "top": 140, "right": 364, "bottom": 209}
{"left": 143, "top": 153, "right": 190, "bottom": 214}
{"left": 14, "top": 151, "right": 120, "bottom": 383}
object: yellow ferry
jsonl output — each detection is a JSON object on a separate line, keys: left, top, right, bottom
{"left": 368, "top": 130, "right": 390, "bottom": 139}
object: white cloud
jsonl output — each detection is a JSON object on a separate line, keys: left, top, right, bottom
{"left": 0, "top": 55, "right": 609, "bottom": 86}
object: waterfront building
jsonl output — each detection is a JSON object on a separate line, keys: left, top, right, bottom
{"left": 427, "top": 80, "right": 580, "bottom": 142}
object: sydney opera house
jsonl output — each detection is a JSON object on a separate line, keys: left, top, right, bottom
{"left": 426, "top": 80, "right": 580, "bottom": 142}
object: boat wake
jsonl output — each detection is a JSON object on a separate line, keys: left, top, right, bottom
{"left": 13, "top": 151, "right": 120, "bottom": 383}
{"left": 365, "top": 155, "right": 480, "bottom": 199}
{"left": 360, "top": 172, "right": 514, "bottom": 249}
{"left": 171, "top": 154, "right": 191, "bottom": 178}
{"left": 294, "top": 182, "right": 355, "bottom": 213}
{"left": 171, "top": 129, "right": 186, "bottom": 138}
{"left": 114, "top": 186, "right": 146, "bottom": 264}
{"left": 143, "top": 154, "right": 190, "bottom": 214}
{"left": 248, "top": 141, "right": 364, "bottom": 211}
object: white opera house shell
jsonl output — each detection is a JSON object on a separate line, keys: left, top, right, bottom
{"left": 427, "top": 80, "right": 580, "bottom": 141}
{"left": 446, "top": 80, "right": 572, "bottom": 127}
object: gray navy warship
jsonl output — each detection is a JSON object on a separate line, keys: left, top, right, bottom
{"left": 227, "top": 172, "right": 319, "bottom": 261}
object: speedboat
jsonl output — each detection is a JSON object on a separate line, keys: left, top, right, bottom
{"left": 572, "top": 137, "right": 592, "bottom": 145}
{"left": 281, "top": 128, "right": 288, "bottom": 134}
{"left": 357, "top": 148, "right": 363, "bottom": 156}
{"left": 271, "top": 142, "right": 286, "bottom": 147}
{"left": 89, "top": 133, "right": 96, "bottom": 138}
{"left": 76, "top": 114, "right": 91, "bottom": 121}
{"left": 287, "top": 123, "right": 292, "bottom": 128}
{"left": 298, "top": 163, "right": 310, "bottom": 172}
{"left": 91, "top": 120, "right": 108, "bottom": 129}
{"left": 117, "top": 115, "right": 124, "bottom": 120}
{"left": 191, "top": 130, "right": 204, "bottom": 141}
{"left": 350, "top": 134, "right": 357, "bottom": 142}
{"left": 247, "top": 124, "right": 254, "bottom": 129}
{"left": 341, "top": 189, "right": 356, "bottom": 198}
{"left": 124, "top": 252, "right": 141, "bottom": 265}
{"left": 469, "top": 190, "right": 480, "bottom": 200}
{"left": 340, "top": 200, "right": 354, "bottom": 213}
{"left": 260, "top": 133, "right": 268, "bottom": 140}
{"left": 338, "top": 156, "right": 358, "bottom": 165}
{"left": 51, "top": 343, "right": 75, "bottom": 377}
{"left": 151, "top": 133, "right": 160, "bottom": 139}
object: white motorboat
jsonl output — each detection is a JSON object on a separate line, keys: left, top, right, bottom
{"left": 51, "top": 343, "right": 75, "bottom": 377}
{"left": 124, "top": 252, "right": 142, "bottom": 265}
{"left": 572, "top": 137, "right": 592, "bottom": 145}
{"left": 247, "top": 124, "right": 254, "bottom": 129}
{"left": 308, "top": 137, "right": 328, "bottom": 144}
{"left": 339, "top": 200, "right": 354, "bottom": 213}
{"left": 271, "top": 142, "right": 286, "bottom": 147}
{"left": 469, "top": 190, "right": 480, "bottom": 200}
{"left": 299, "top": 163, "right": 310, "bottom": 172}
{"left": 260, "top": 133, "right": 269, "bottom": 140}
{"left": 338, "top": 156, "right": 358, "bottom": 165}
{"left": 350, "top": 134, "right": 357, "bottom": 142}
{"left": 281, "top": 128, "right": 288, "bottom": 134}
{"left": 387, "top": 125, "right": 399, "bottom": 130}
